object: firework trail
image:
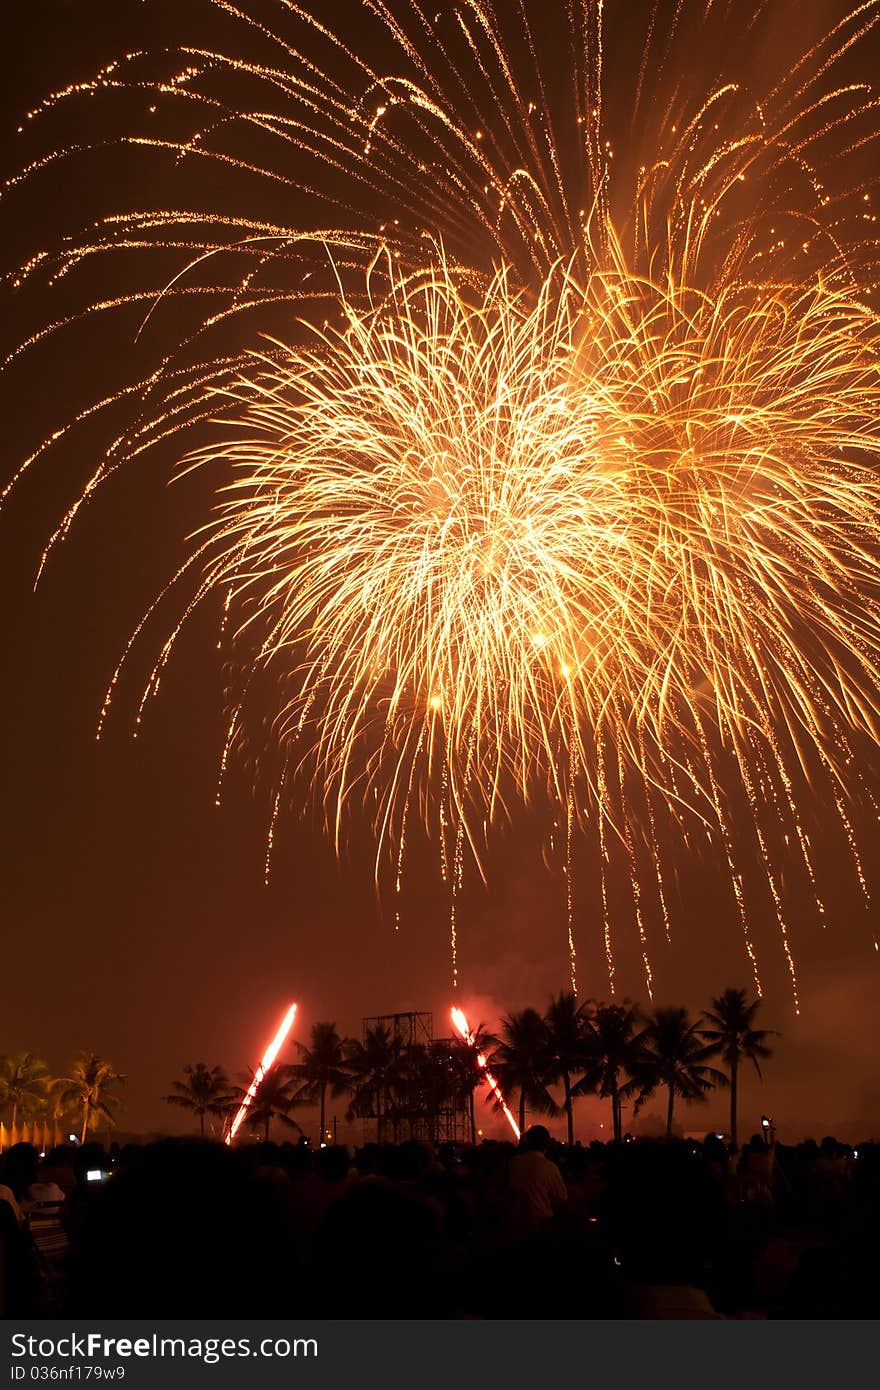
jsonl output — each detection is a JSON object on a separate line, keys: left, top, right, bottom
{"left": 226, "top": 1001, "right": 297, "bottom": 1144}
{"left": 451, "top": 1005, "right": 520, "bottom": 1139}
{"left": 4, "top": 2, "right": 880, "bottom": 999}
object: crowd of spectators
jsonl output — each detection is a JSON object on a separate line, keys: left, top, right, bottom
{"left": 0, "top": 1126, "right": 876, "bottom": 1319}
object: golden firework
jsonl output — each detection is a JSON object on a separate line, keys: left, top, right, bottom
{"left": 5, "top": 2, "right": 880, "bottom": 1002}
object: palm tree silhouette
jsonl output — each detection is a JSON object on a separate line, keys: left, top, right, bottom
{"left": 162, "top": 1063, "right": 233, "bottom": 1137}
{"left": 636, "top": 1006, "right": 727, "bottom": 1137}
{"left": 701, "top": 987, "right": 776, "bottom": 1146}
{"left": 491, "top": 1008, "right": 559, "bottom": 1135}
{"left": 544, "top": 991, "right": 592, "bottom": 1144}
{"left": 580, "top": 1001, "right": 646, "bottom": 1141}
{"left": 54, "top": 1052, "right": 125, "bottom": 1144}
{"left": 292, "top": 1021, "right": 352, "bottom": 1142}
{"left": 346, "top": 1024, "right": 404, "bottom": 1142}
{"left": 0, "top": 1051, "right": 51, "bottom": 1132}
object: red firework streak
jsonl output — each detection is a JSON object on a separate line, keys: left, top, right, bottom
{"left": 450, "top": 1006, "right": 521, "bottom": 1141}
{"left": 226, "top": 1002, "right": 298, "bottom": 1145}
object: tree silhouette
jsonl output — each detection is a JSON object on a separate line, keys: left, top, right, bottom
{"left": 345, "top": 1024, "right": 405, "bottom": 1142}
{"left": 701, "top": 987, "right": 776, "bottom": 1146}
{"left": 544, "top": 992, "right": 592, "bottom": 1144}
{"left": 162, "top": 1063, "right": 233, "bottom": 1137}
{"left": 490, "top": 1008, "right": 559, "bottom": 1135}
{"left": 292, "top": 1022, "right": 352, "bottom": 1142}
{"left": 580, "top": 1001, "right": 646, "bottom": 1140}
{"left": 636, "top": 1006, "right": 727, "bottom": 1137}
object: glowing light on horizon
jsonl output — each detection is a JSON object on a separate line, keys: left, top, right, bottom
{"left": 451, "top": 1006, "right": 521, "bottom": 1141}
{"left": 226, "top": 1002, "right": 297, "bottom": 1145}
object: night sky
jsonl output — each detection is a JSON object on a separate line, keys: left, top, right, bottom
{"left": 1, "top": 0, "right": 878, "bottom": 1142}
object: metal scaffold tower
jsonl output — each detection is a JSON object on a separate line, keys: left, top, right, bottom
{"left": 358, "top": 1011, "right": 470, "bottom": 1144}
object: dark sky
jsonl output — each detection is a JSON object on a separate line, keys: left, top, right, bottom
{"left": 0, "top": 0, "right": 878, "bottom": 1142}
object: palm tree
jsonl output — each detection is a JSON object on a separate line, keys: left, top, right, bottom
{"left": 54, "top": 1052, "right": 125, "bottom": 1143}
{"left": 0, "top": 1052, "right": 52, "bottom": 1132}
{"left": 231, "top": 1064, "right": 303, "bottom": 1142}
{"left": 162, "top": 1063, "right": 233, "bottom": 1138}
{"left": 346, "top": 1024, "right": 404, "bottom": 1142}
{"left": 490, "top": 1008, "right": 559, "bottom": 1135}
{"left": 636, "top": 1007, "right": 727, "bottom": 1138}
{"left": 580, "top": 1001, "right": 646, "bottom": 1141}
{"left": 292, "top": 1022, "right": 351, "bottom": 1142}
{"left": 701, "top": 987, "right": 776, "bottom": 1146}
{"left": 544, "top": 991, "right": 592, "bottom": 1144}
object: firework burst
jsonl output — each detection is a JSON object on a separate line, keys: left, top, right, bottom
{"left": 5, "top": 1, "right": 880, "bottom": 1002}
